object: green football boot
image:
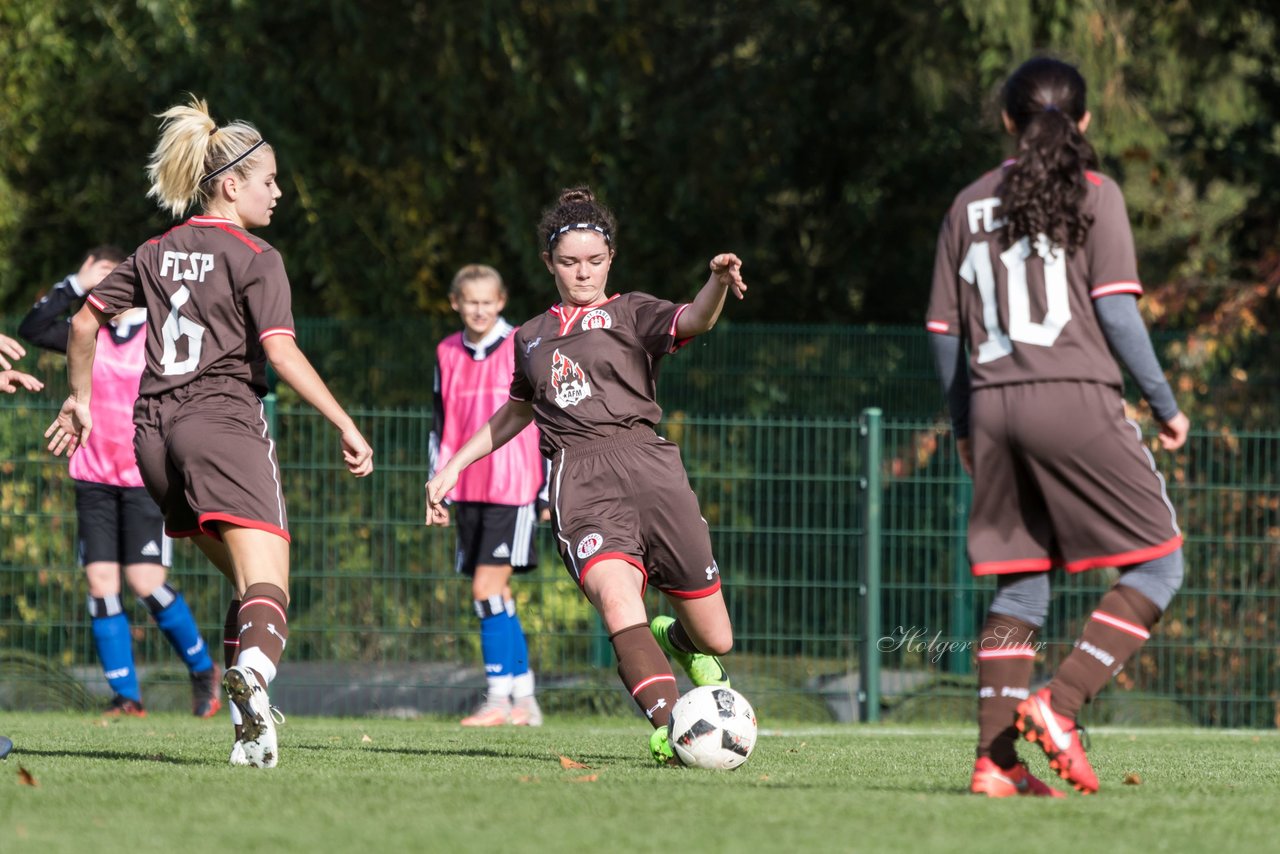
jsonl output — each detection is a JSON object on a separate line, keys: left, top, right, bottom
{"left": 650, "top": 615, "right": 730, "bottom": 688}
{"left": 650, "top": 726, "right": 679, "bottom": 766}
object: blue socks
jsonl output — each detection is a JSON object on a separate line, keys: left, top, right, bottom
{"left": 508, "top": 599, "right": 530, "bottom": 679}
{"left": 89, "top": 596, "right": 140, "bottom": 701}
{"left": 142, "top": 584, "right": 213, "bottom": 675}
{"left": 475, "top": 596, "right": 514, "bottom": 699}
{"left": 475, "top": 596, "right": 537, "bottom": 700}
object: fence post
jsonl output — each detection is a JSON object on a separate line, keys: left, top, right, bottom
{"left": 858, "top": 407, "right": 883, "bottom": 723}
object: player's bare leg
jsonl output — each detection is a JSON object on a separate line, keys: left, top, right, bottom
{"left": 653, "top": 590, "right": 732, "bottom": 688}
{"left": 219, "top": 525, "right": 290, "bottom": 769}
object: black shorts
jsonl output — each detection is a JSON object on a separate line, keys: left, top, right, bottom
{"left": 74, "top": 481, "right": 170, "bottom": 567}
{"left": 452, "top": 501, "right": 539, "bottom": 575}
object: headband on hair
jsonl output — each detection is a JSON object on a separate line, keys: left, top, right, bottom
{"left": 201, "top": 139, "right": 267, "bottom": 185}
{"left": 547, "top": 222, "right": 612, "bottom": 251}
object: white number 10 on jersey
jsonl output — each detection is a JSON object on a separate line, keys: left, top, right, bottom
{"left": 959, "top": 234, "right": 1070, "bottom": 364}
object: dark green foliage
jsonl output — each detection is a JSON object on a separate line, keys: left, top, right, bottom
{"left": 3, "top": 1, "right": 1277, "bottom": 327}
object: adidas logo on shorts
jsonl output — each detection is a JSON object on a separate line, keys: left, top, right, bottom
{"left": 141, "top": 540, "right": 161, "bottom": 557}
{"left": 492, "top": 543, "right": 511, "bottom": 559}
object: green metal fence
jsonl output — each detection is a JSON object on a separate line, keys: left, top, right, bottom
{"left": 1, "top": 321, "right": 1275, "bottom": 727}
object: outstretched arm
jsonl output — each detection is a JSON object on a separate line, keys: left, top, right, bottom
{"left": 45, "top": 304, "right": 108, "bottom": 456}
{"left": 0, "top": 333, "right": 26, "bottom": 370}
{"left": 1, "top": 369, "right": 43, "bottom": 394}
{"left": 425, "top": 399, "right": 535, "bottom": 525}
{"left": 675, "top": 253, "right": 747, "bottom": 338}
{"left": 263, "top": 334, "right": 374, "bottom": 476}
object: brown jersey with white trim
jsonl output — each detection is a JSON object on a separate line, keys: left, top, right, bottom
{"left": 510, "top": 292, "right": 689, "bottom": 457}
{"left": 87, "top": 216, "right": 295, "bottom": 397}
{"left": 926, "top": 167, "right": 1140, "bottom": 390}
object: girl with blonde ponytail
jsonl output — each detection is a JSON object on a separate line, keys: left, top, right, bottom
{"left": 47, "top": 95, "right": 374, "bottom": 770}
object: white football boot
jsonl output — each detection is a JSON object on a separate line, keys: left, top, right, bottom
{"left": 222, "top": 665, "right": 279, "bottom": 769}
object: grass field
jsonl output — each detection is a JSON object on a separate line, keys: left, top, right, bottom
{"left": 1, "top": 713, "right": 1276, "bottom": 853}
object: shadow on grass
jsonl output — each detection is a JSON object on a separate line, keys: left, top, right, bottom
{"left": 288, "top": 737, "right": 632, "bottom": 763}
{"left": 15, "top": 748, "right": 201, "bottom": 765}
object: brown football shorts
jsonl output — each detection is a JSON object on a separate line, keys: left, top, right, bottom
{"left": 549, "top": 426, "right": 720, "bottom": 598}
{"left": 133, "top": 375, "right": 290, "bottom": 542}
{"left": 967, "top": 381, "right": 1180, "bottom": 575}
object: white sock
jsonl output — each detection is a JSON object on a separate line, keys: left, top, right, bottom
{"left": 512, "top": 671, "right": 536, "bottom": 700}
{"left": 486, "top": 674, "right": 514, "bottom": 702}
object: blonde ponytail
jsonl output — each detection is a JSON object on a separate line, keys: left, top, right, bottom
{"left": 146, "top": 95, "right": 268, "bottom": 217}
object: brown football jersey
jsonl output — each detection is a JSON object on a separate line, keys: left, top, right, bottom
{"left": 510, "top": 292, "right": 689, "bottom": 457}
{"left": 926, "top": 166, "right": 1141, "bottom": 389}
{"left": 87, "top": 216, "right": 294, "bottom": 397}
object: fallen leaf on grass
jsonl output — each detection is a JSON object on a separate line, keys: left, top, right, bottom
{"left": 17, "top": 767, "right": 38, "bottom": 787}
{"left": 559, "top": 755, "right": 589, "bottom": 769}
{"left": 1123, "top": 773, "right": 1142, "bottom": 786}
{"left": 518, "top": 776, "right": 539, "bottom": 783}
{"left": 93, "top": 719, "right": 110, "bottom": 728}
{"left": 567, "top": 774, "right": 599, "bottom": 783}
{"left": 758, "top": 774, "right": 770, "bottom": 781}
{"left": 361, "top": 734, "right": 373, "bottom": 743}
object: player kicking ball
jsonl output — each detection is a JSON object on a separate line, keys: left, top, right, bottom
{"left": 428, "top": 187, "right": 745, "bottom": 764}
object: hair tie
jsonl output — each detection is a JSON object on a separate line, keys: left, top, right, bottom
{"left": 1043, "top": 104, "right": 1060, "bottom": 113}
{"left": 547, "top": 222, "right": 612, "bottom": 251}
{"left": 201, "top": 138, "right": 267, "bottom": 185}
{"left": 209, "top": 125, "right": 218, "bottom": 136}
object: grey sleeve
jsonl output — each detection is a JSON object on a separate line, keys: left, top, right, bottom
{"left": 1094, "top": 295, "right": 1180, "bottom": 423}
{"left": 928, "top": 332, "right": 971, "bottom": 439}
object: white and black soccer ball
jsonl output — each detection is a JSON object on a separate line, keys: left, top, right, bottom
{"left": 668, "top": 686, "right": 757, "bottom": 770}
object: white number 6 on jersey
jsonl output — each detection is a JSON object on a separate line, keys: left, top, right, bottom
{"left": 159, "top": 285, "right": 206, "bottom": 375}
{"left": 960, "top": 234, "right": 1071, "bottom": 364}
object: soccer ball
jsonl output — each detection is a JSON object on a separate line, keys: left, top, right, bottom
{"left": 668, "top": 686, "right": 757, "bottom": 770}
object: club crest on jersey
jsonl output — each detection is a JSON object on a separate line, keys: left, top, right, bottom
{"left": 551, "top": 349, "right": 592, "bottom": 408}
{"left": 576, "top": 532, "right": 604, "bottom": 559}
{"left": 581, "top": 309, "right": 613, "bottom": 330}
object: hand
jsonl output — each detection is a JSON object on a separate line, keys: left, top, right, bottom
{"left": 424, "top": 470, "right": 458, "bottom": 526}
{"left": 0, "top": 333, "right": 25, "bottom": 370}
{"left": 956, "top": 437, "right": 974, "bottom": 475}
{"left": 77, "top": 256, "right": 119, "bottom": 291}
{"left": 539, "top": 507, "right": 552, "bottom": 523}
{"left": 341, "top": 425, "right": 374, "bottom": 476}
{"left": 45, "top": 395, "right": 92, "bottom": 456}
{"left": 1158, "top": 411, "right": 1190, "bottom": 451}
{"left": 0, "top": 369, "right": 43, "bottom": 394}
{"left": 709, "top": 253, "right": 747, "bottom": 300}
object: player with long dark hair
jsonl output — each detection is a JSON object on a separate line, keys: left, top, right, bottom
{"left": 46, "top": 96, "right": 374, "bottom": 768}
{"left": 927, "top": 57, "right": 1189, "bottom": 796}
{"left": 427, "top": 187, "right": 746, "bottom": 763}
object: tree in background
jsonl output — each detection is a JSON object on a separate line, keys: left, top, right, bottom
{"left": 1, "top": 1, "right": 1276, "bottom": 353}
